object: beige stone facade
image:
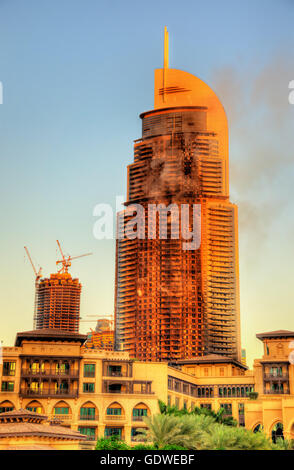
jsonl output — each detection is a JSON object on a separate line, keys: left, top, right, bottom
{"left": 1, "top": 329, "right": 294, "bottom": 447}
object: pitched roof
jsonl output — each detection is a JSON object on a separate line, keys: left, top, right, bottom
{"left": 256, "top": 330, "right": 294, "bottom": 340}
{"left": 0, "top": 422, "right": 86, "bottom": 440}
{"left": 0, "top": 409, "right": 86, "bottom": 441}
{"left": 15, "top": 329, "right": 87, "bottom": 346}
{"left": 0, "top": 408, "right": 47, "bottom": 422}
{"left": 171, "top": 354, "right": 247, "bottom": 369}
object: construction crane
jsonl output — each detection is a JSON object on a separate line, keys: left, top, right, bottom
{"left": 24, "top": 246, "right": 42, "bottom": 329}
{"left": 24, "top": 246, "right": 42, "bottom": 280}
{"left": 56, "top": 240, "right": 92, "bottom": 273}
{"left": 80, "top": 315, "right": 114, "bottom": 328}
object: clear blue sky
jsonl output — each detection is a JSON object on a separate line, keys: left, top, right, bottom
{"left": 0, "top": 0, "right": 294, "bottom": 367}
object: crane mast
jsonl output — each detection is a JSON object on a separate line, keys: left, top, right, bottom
{"left": 56, "top": 240, "right": 92, "bottom": 273}
{"left": 24, "top": 246, "right": 42, "bottom": 329}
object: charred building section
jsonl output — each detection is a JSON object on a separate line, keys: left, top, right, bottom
{"left": 114, "top": 39, "right": 241, "bottom": 362}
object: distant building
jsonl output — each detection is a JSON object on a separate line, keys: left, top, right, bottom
{"left": 241, "top": 349, "right": 247, "bottom": 366}
{"left": 35, "top": 273, "right": 81, "bottom": 332}
{"left": 85, "top": 319, "right": 114, "bottom": 351}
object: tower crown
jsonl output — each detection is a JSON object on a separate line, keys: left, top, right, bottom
{"left": 153, "top": 28, "right": 228, "bottom": 169}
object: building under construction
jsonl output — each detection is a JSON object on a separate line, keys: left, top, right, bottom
{"left": 114, "top": 29, "right": 241, "bottom": 362}
{"left": 25, "top": 241, "right": 91, "bottom": 333}
{"left": 85, "top": 319, "right": 114, "bottom": 350}
{"left": 35, "top": 272, "right": 81, "bottom": 332}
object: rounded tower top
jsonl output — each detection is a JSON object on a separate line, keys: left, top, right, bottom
{"left": 153, "top": 67, "right": 228, "bottom": 165}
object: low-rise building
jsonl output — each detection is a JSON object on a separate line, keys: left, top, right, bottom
{"left": 1, "top": 328, "right": 294, "bottom": 447}
{"left": 0, "top": 408, "right": 86, "bottom": 450}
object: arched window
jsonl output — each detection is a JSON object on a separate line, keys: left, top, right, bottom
{"left": 272, "top": 422, "right": 284, "bottom": 443}
{"left": 253, "top": 424, "right": 262, "bottom": 433}
{"left": 0, "top": 400, "right": 14, "bottom": 413}
{"left": 106, "top": 402, "right": 124, "bottom": 418}
{"left": 132, "top": 403, "right": 149, "bottom": 421}
{"left": 80, "top": 402, "right": 97, "bottom": 421}
{"left": 26, "top": 400, "right": 44, "bottom": 414}
{"left": 53, "top": 400, "right": 71, "bottom": 417}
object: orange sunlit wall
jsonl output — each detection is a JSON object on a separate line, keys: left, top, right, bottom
{"left": 114, "top": 59, "right": 241, "bottom": 362}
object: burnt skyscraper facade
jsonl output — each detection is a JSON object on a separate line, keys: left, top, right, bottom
{"left": 115, "top": 30, "right": 241, "bottom": 362}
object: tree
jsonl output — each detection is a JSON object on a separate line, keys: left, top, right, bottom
{"left": 273, "top": 438, "right": 294, "bottom": 450}
{"left": 158, "top": 400, "right": 237, "bottom": 426}
{"left": 202, "top": 424, "right": 272, "bottom": 450}
{"left": 134, "top": 414, "right": 203, "bottom": 449}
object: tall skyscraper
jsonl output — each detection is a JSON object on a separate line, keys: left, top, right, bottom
{"left": 115, "top": 29, "right": 241, "bottom": 362}
{"left": 35, "top": 272, "right": 81, "bottom": 332}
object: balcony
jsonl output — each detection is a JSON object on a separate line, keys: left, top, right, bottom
{"left": 21, "top": 369, "right": 79, "bottom": 379}
{"left": 103, "top": 380, "right": 153, "bottom": 395}
{"left": 263, "top": 389, "right": 290, "bottom": 395}
{"left": 49, "top": 414, "right": 72, "bottom": 423}
{"left": 132, "top": 416, "right": 146, "bottom": 422}
{"left": 105, "top": 415, "right": 125, "bottom": 422}
{"left": 79, "top": 415, "right": 98, "bottom": 421}
{"left": 264, "top": 373, "right": 289, "bottom": 381}
{"left": 106, "top": 371, "right": 124, "bottom": 377}
{"left": 20, "top": 389, "right": 78, "bottom": 398}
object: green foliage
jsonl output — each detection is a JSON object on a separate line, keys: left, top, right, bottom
{"left": 95, "top": 436, "right": 130, "bottom": 450}
{"left": 132, "top": 443, "right": 187, "bottom": 450}
{"left": 95, "top": 405, "right": 291, "bottom": 451}
{"left": 202, "top": 424, "right": 272, "bottom": 450}
{"left": 132, "top": 444, "right": 157, "bottom": 450}
{"left": 272, "top": 438, "right": 294, "bottom": 450}
{"left": 134, "top": 414, "right": 203, "bottom": 449}
{"left": 161, "top": 444, "right": 188, "bottom": 450}
{"left": 248, "top": 392, "right": 259, "bottom": 400}
{"left": 145, "top": 404, "right": 278, "bottom": 450}
{"left": 158, "top": 399, "right": 237, "bottom": 426}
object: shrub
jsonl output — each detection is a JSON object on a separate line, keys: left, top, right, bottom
{"left": 95, "top": 436, "right": 130, "bottom": 450}
{"left": 248, "top": 392, "right": 259, "bottom": 400}
{"left": 132, "top": 444, "right": 158, "bottom": 450}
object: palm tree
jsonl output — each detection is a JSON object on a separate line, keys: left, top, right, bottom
{"left": 273, "top": 438, "right": 294, "bottom": 450}
{"left": 134, "top": 414, "right": 203, "bottom": 449}
{"left": 202, "top": 424, "right": 272, "bottom": 450}
{"left": 158, "top": 400, "right": 237, "bottom": 426}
